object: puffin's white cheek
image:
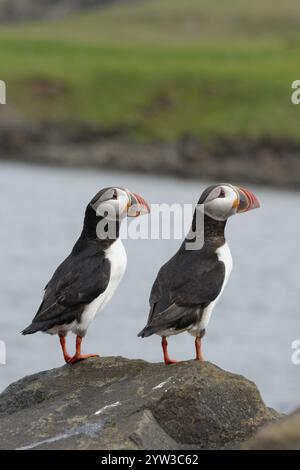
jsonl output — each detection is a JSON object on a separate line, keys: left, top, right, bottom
{"left": 119, "top": 202, "right": 128, "bottom": 218}
{"left": 96, "top": 201, "right": 120, "bottom": 220}
{"left": 117, "top": 195, "right": 129, "bottom": 218}
{"left": 220, "top": 200, "right": 235, "bottom": 219}
{"left": 205, "top": 199, "right": 233, "bottom": 221}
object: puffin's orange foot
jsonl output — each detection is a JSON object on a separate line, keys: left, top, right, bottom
{"left": 64, "top": 354, "right": 72, "bottom": 363}
{"left": 161, "top": 336, "right": 178, "bottom": 366}
{"left": 164, "top": 358, "right": 178, "bottom": 365}
{"left": 68, "top": 354, "right": 99, "bottom": 364}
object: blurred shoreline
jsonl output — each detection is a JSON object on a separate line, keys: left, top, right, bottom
{"left": 1, "top": 2, "right": 300, "bottom": 194}
{"left": 1, "top": 121, "right": 300, "bottom": 189}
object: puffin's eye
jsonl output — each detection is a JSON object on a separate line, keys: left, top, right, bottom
{"left": 112, "top": 190, "right": 118, "bottom": 200}
{"left": 219, "top": 188, "right": 226, "bottom": 198}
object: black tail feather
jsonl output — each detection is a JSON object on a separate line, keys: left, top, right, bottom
{"left": 137, "top": 327, "right": 153, "bottom": 338}
{"left": 21, "top": 323, "right": 43, "bottom": 335}
{"left": 138, "top": 304, "right": 198, "bottom": 339}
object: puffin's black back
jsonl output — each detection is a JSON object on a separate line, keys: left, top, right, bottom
{"left": 138, "top": 214, "right": 227, "bottom": 337}
{"left": 22, "top": 203, "right": 117, "bottom": 335}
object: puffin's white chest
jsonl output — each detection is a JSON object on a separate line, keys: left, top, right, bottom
{"left": 103, "top": 238, "right": 128, "bottom": 306}
{"left": 216, "top": 242, "right": 233, "bottom": 289}
{"left": 190, "top": 242, "right": 233, "bottom": 335}
{"left": 75, "top": 239, "right": 127, "bottom": 335}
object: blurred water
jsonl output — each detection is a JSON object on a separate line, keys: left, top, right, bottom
{"left": 1, "top": 161, "right": 300, "bottom": 413}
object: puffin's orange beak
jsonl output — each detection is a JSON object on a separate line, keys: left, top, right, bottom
{"left": 126, "top": 191, "right": 150, "bottom": 217}
{"left": 234, "top": 186, "right": 260, "bottom": 213}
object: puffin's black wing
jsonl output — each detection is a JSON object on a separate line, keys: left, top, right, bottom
{"left": 138, "top": 248, "right": 225, "bottom": 337}
{"left": 22, "top": 242, "right": 110, "bottom": 334}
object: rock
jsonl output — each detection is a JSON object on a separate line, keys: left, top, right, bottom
{"left": 244, "top": 409, "right": 300, "bottom": 450}
{"left": 0, "top": 357, "right": 279, "bottom": 450}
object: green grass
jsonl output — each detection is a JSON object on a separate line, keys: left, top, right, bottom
{"left": 1, "top": 0, "right": 300, "bottom": 142}
{"left": 3, "top": 0, "right": 300, "bottom": 46}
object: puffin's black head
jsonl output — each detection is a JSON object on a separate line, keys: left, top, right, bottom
{"left": 90, "top": 187, "right": 150, "bottom": 220}
{"left": 82, "top": 187, "right": 150, "bottom": 241}
{"left": 198, "top": 183, "right": 260, "bottom": 221}
{"left": 88, "top": 187, "right": 150, "bottom": 221}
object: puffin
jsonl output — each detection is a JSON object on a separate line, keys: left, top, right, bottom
{"left": 22, "top": 187, "right": 150, "bottom": 364}
{"left": 138, "top": 183, "right": 260, "bottom": 364}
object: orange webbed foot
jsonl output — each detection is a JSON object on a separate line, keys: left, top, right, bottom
{"left": 67, "top": 353, "right": 99, "bottom": 365}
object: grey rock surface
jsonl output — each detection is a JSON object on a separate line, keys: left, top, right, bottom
{"left": 0, "top": 357, "right": 279, "bottom": 450}
{"left": 244, "top": 408, "right": 300, "bottom": 450}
